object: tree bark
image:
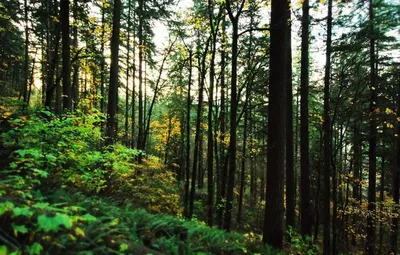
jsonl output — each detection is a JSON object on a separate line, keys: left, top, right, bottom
{"left": 23, "top": 0, "right": 29, "bottom": 107}
{"left": 300, "top": 0, "right": 312, "bottom": 236}
{"left": 61, "top": 0, "right": 71, "bottom": 111}
{"left": 286, "top": 0, "right": 295, "bottom": 229}
{"left": 189, "top": 40, "right": 209, "bottom": 219}
{"left": 183, "top": 50, "right": 192, "bottom": 219}
{"left": 72, "top": 0, "right": 79, "bottom": 110}
{"left": 323, "top": 0, "right": 333, "bottom": 253}
{"left": 125, "top": 0, "right": 132, "bottom": 146}
{"left": 105, "top": 0, "right": 121, "bottom": 146}
{"left": 367, "top": 0, "right": 377, "bottom": 253}
{"left": 263, "top": 0, "right": 288, "bottom": 248}
{"left": 224, "top": 0, "right": 245, "bottom": 232}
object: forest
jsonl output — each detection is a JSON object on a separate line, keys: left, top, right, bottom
{"left": 0, "top": 0, "right": 399, "bottom": 254}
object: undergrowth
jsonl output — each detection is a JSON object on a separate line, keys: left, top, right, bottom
{"left": 0, "top": 110, "right": 311, "bottom": 254}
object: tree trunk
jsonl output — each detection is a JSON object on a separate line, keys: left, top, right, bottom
{"left": 100, "top": 0, "right": 106, "bottom": 114}
{"left": 45, "top": 1, "right": 61, "bottom": 111}
{"left": 286, "top": 0, "right": 295, "bottom": 229}
{"left": 137, "top": 0, "right": 144, "bottom": 161}
{"left": 105, "top": 0, "right": 121, "bottom": 146}
{"left": 216, "top": 17, "right": 227, "bottom": 228}
{"left": 224, "top": 0, "right": 245, "bottom": 231}
{"left": 207, "top": 0, "right": 216, "bottom": 227}
{"left": 61, "top": 0, "right": 71, "bottom": 111}
{"left": 300, "top": 0, "right": 312, "bottom": 236}
{"left": 189, "top": 41, "right": 209, "bottom": 219}
{"left": 367, "top": 0, "right": 377, "bottom": 252}
{"left": 23, "top": 0, "right": 29, "bottom": 107}
{"left": 237, "top": 105, "right": 248, "bottom": 226}
{"left": 125, "top": 0, "right": 132, "bottom": 147}
{"left": 263, "top": 0, "right": 288, "bottom": 248}
{"left": 131, "top": 11, "right": 136, "bottom": 148}
{"left": 183, "top": 51, "right": 192, "bottom": 219}
{"left": 323, "top": 0, "right": 333, "bottom": 253}
{"left": 72, "top": 0, "right": 79, "bottom": 110}
{"left": 390, "top": 78, "right": 399, "bottom": 254}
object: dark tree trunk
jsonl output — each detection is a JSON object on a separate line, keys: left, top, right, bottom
{"left": 224, "top": 0, "right": 245, "bottom": 231}
{"left": 237, "top": 105, "right": 248, "bottom": 226}
{"left": 137, "top": 0, "right": 144, "bottom": 161}
{"left": 125, "top": 0, "right": 131, "bottom": 146}
{"left": 61, "top": 0, "right": 71, "bottom": 111}
{"left": 314, "top": 128, "right": 323, "bottom": 240}
{"left": 100, "top": 0, "right": 106, "bottom": 114}
{"left": 300, "top": 0, "right": 312, "bottom": 236}
{"left": 198, "top": 127, "right": 204, "bottom": 189}
{"left": 367, "top": 0, "right": 377, "bottom": 253}
{"left": 131, "top": 11, "right": 136, "bottom": 149}
{"left": 263, "top": 0, "right": 288, "bottom": 248}
{"left": 286, "top": 0, "right": 295, "bottom": 229}
{"left": 105, "top": 0, "right": 121, "bottom": 146}
{"left": 391, "top": 87, "right": 400, "bottom": 254}
{"left": 23, "top": 0, "right": 29, "bottom": 107}
{"left": 189, "top": 40, "right": 209, "bottom": 219}
{"left": 379, "top": 154, "right": 385, "bottom": 251}
{"left": 45, "top": 3, "right": 61, "bottom": 110}
{"left": 206, "top": 0, "right": 217, "bottom": 227}
{"left": 216, "top": 17, "right": 227, "bottom": 228}
{"left": 72, "top": 0, "right": 79, "bottom": 110}
{"left": 183, "top": 51, "right": 192, "bottom": 219}
{"left": 323, "top": 0, "right": 333, "bottom": 253}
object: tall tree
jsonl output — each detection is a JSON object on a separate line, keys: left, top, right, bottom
{"left": 300, "top": 0, "right": 312, "bottom": 236}
{"left": 23, "top": 0, "right": 29, "bottom": 107}
{"left": 106, "top": 0, "right": 121, "bottom": 145}
{"left": 125, "top": 0, "right": 132, "bottom": 146}
{"left": 263, "top": 0, "right": 288, "bottom": 248}
{"left": 392, "top": 82, "right": 400, "bottom": 254}
{"left": 61, "top": 0, "right": 71, "bottom": 111}
{"left": 72, "top": 0, "right": 79, "bottom": 110}
{"left": 323, "top": 0, "right": 333, "bottom": 253}
{"left": 286, "top": 0, "right": 295, "bottom": 229}
{"left": 224, "top": 0, "right": 245, "bottom": 231}
{"left": 183, "top": 50, "right": 192, "bottom": 219}
{"left": 366, "top": 0, "right": 377, "bottom": 253}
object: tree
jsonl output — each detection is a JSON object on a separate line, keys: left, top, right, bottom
{"left": 366, "top": 0, "right": 377, "bottom": 253}
{"left": 323, "top": 0, "right": 333, "bottom": 253}
{"left": 224, "top": 0, "right": 245, "bottom": 232}
{"left": 263, "top": 0, "right": 288, "bottom": 248}
{"left": 300, "top": 0, "right": 312, "bottom": 236}
{"left": 60, "top": 0, "right": 71, "bottom": 111}
{"left": 106, "top": 0, "right": 121, "bottom": 146}
{"left": 286, "top": 0, "right": 295, "bottom": 229}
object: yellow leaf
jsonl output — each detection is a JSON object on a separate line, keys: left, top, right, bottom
{"left": 75, "top": 227, "right": 85, "bottom": 237}
{"left": 385, "top": 108, "right": 394, "bottom": 114}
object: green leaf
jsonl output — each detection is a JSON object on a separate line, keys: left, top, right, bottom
{"left": 13, "top": 206, "right": 33, "bottom": 217}
{"left": 119, "top": 243, "right": 128, "bottom": 252}
{"left": 27, "top": 243, "right": 43, "bottom": 255}
{"left": 82, "top": 213, "right": 97, "bottom": 222}
{"left": 33, "top": 202, "right": 49, "bottom": 210}
{"left": 38, "top": 213, "right": 73, "bottom": 232}
{"left": 0, "top": 246, "right": 7, "bottom": 255}
{"left": 45, "top": 153, "right": 57, "bottom": 162}
{"left": 0, "top": 201, "right": 14, "bottom": 215}
{"left": 12, "top": 224, "right": 28, "bottom": 236}
{"left": 32, "top": 169, "right": 48, "bottom": 178}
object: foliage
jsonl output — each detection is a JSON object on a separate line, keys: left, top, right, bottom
{"left": 0, "top": 110, "right": 290, "bottom": 254}
{"left": 285, "top": 227, "right": 320, "bottom": 255}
